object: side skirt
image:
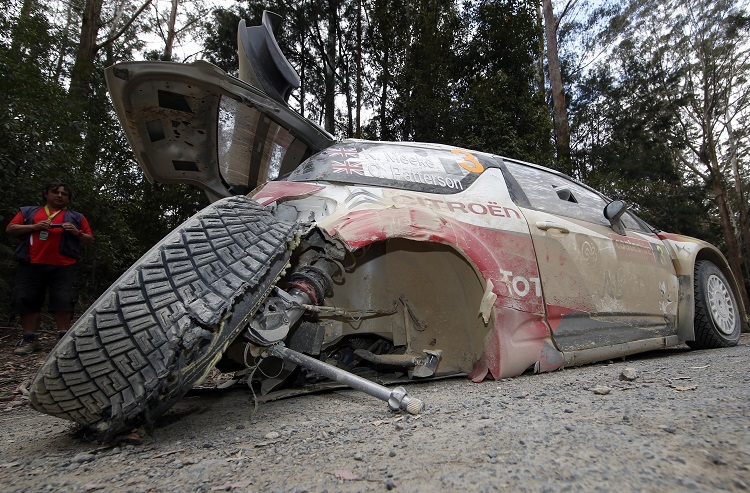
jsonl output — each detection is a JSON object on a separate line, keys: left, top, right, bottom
{"left": 562, "top": 335, "right": 682, "bottom": 368}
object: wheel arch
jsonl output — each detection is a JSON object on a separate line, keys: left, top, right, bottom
{"left": 662, "top": 236, "right": 749, "bottom": 341}
{"left": 694, "top": 248, "right": 748, "bottom": 329}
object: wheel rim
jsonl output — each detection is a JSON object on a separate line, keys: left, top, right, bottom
{"left": 706, "top": 274, "right": 736, "bottom": 335}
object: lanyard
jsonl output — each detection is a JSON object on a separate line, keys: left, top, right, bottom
{"left": 44, "top": 205, "right": 64, "bottom": 221}
{"left": 37, "top": 206, "right": 65, "bottom": 242}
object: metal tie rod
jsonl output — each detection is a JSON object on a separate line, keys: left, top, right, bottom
{"left": 267, "top": 342, "right": 424, "bottom": 415}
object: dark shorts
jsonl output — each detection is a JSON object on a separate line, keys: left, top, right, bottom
{"left": 11, "top": 263, "right": 78, "bottom": 314}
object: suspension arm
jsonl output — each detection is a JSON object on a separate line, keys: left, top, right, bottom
{"left": 266, "top": 342, "right": 425, "bottom": 415}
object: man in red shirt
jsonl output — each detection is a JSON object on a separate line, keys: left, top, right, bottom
{"left": 6, "top": 182, "right": 93, "bottom": 355}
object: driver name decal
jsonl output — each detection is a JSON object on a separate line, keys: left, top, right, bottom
{"left": 318, "top": 143, "right": 485, "bottom": 192}
{"left": 391, "top": 168, "right": 464, "bottom": 190}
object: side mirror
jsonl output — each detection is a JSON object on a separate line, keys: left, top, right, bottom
{"left": 604, "top": 200, "right": 628, "bottom": 235}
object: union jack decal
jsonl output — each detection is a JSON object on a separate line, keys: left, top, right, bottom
{"left": 331, "top": 160, "right": 365, "bottom": 175}
{"left": 326, "top": 147, "right": 359, "bottom": 158}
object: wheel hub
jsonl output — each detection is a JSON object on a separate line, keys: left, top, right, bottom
{"left": 706, "top": 274, "right": 736, "bottom": 335}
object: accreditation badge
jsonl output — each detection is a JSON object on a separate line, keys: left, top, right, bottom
{"left": 39, "top": 231, "right": 49, "bottom": 240}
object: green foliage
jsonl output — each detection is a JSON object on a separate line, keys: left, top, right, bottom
{"left": 203, "top": 4, "right": 253, "bottom": 75}
{"left": 0, "top": 0, "right": 209, "bottom": 323}
{"left": 569, "top": 44, "right": 712, "bottom": 237}
{"left": 202, "top": 0, "right": 553, "bottom": 161}
{"left": 361, "top": 0, "right": 553, "bottom": 161}
{"left": 362, "top": 0, "right": 412, "bottom": 140}
{"left": 447, "top": 0, "right": 552, "bottom": 163}
{"left": 390, "top": 0, "right": 464, "bottom": 143}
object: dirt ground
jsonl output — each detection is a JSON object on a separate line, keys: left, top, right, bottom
{"left": 1, "top": 325, "right": 749, "bottom": 492}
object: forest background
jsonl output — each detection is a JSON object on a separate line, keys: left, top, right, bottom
{"left": 0, "top": 0, "right": 748, "bottom": 324}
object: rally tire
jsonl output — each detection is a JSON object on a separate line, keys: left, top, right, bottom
{"left": 687, "top": 260, "right": 741, "bottom": 349}
{"left": 29, "top": 196, "right": 298, "bottom": 439}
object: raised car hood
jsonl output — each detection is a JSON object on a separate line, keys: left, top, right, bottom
{"left": 105, "top": 60, "right": 334, "bottom": 201}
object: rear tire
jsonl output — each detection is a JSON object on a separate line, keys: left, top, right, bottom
{"left": 29, "top": 196, "right": 297, "bottom": 439}
{"left": 687, "top": 260, "right": 741, "bottom": 349}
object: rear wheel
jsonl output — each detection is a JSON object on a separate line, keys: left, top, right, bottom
{"left": 29, "top": 196, "right": 297, "bottom": 439}
{"left": 687, "top": 260, "right": 741, "bottom": 349}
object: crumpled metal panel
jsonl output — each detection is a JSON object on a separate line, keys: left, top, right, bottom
{"left": 253, "top": 173, "right": 567, "bottom": 381}
{"left": 318, "top": 205, "right": 564, "bottom": 380}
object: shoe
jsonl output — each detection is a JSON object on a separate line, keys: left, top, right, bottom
{"left": 14, "top": 337, "right": 41, "bottom": 355}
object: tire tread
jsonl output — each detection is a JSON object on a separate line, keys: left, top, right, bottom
{"left": 29, "top": 196, "right": 296, "bottom": 438}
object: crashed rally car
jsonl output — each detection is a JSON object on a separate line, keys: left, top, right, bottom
{"left": 29, "top": 12, "right": 747, "bottom": 438}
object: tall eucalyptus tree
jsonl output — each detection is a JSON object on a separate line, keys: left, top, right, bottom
{"left": 542, "top": 0, "right": 572, "bottom": 170}
{"left": 575, "top": 0, "right": 750, "bottom": 307}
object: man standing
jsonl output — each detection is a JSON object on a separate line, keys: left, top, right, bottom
{"left": 6, "top": 182, "right": 93, "bottom": 355}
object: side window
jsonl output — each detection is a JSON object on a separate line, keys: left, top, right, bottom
{"left": 504, "top": 162, "right": 609, "bottom": 225}
{"left": 621, "top": 212, "right": 642, "bottom": 231}
{"left": 621, "top": 211, "right": 652, "bottom": 233}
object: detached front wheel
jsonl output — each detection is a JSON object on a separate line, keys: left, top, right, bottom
{"left": 688, "top": 260, "right": 741, "bottom": 349}
{"left": 29, "top": 196, "right": 298, "bottom": 439}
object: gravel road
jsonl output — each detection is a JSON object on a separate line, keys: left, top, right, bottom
{"left": 2, "top": 334, "right": 749, "bottom": 492}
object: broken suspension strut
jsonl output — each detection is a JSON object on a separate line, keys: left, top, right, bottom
{"left": 243, "top": 260, "right": 425, "bottom": 415}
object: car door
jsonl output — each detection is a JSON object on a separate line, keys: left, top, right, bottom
{"left": 503, "top": 161, "right": 679, "bottom": 351}
{"left": 104, "top": 14, "right": 335, "bottom": 202}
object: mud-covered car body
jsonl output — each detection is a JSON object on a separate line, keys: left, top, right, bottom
{"left": 103, "top": 56, "right": 746, "bottom": 380}
{"left": 28, "top": 13, "right": 746, "bottom": 437}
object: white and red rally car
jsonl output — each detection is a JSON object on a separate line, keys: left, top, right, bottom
{"left": 29, "top": 12, "right": 746, "bottom": 438}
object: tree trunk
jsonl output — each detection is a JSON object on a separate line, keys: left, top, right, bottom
{"left": 356, "top": 0, "right": 362, "bottom": 138}
{"left": 54, "top": 0, "right": 75, "bottom": 84}
{"left": 104, "top": 0, "right": 127, "bottom": 66}
{"left": 164, "top": 0, "right": 179, "bottom": 60}
{"left": 69, "top": 0, "right": 151, "bottom": 99}
{"left": 711, "top": 180, "right": 750, "bottom": 311}
{"left": 344, "top": 62, "right": 354, "bottom": 137}
{"left": 324, "top": 13, "right": 337, "bottom": 134}
{"left": 705, "top": 118, "right": 749, "bottom": 309}
{"left": 380, "top": 50, "right": 390, "bottom": 140}
{"left": 69, "top": 0, "right": 104, "bottom": 99}
{"left": 10, "top": 0, "right": 38, "bottom": 58}
{"left": 536, "top": 3, "right": 546, "bottom": 97}
{"left": 297, "top": 9, "right": 306, "bottom": 118}
{"left": 726, "top": 118, "right": 750, "bottom": 268}
{"left": 542, "top": 0, "right": 571, "bottom": 173}
{"left": 698, "top": 54, "right": 750, "bottom": 310}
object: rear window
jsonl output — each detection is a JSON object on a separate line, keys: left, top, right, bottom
{"left": 287, "top": 141, "right": 495, "bottom": 194}
{"left": 218, "top": 96, "right": 304, "bottom": 192}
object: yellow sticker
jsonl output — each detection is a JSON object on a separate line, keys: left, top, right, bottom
{"left": 451, "top": 149, "right": 484, "bottom": 173}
